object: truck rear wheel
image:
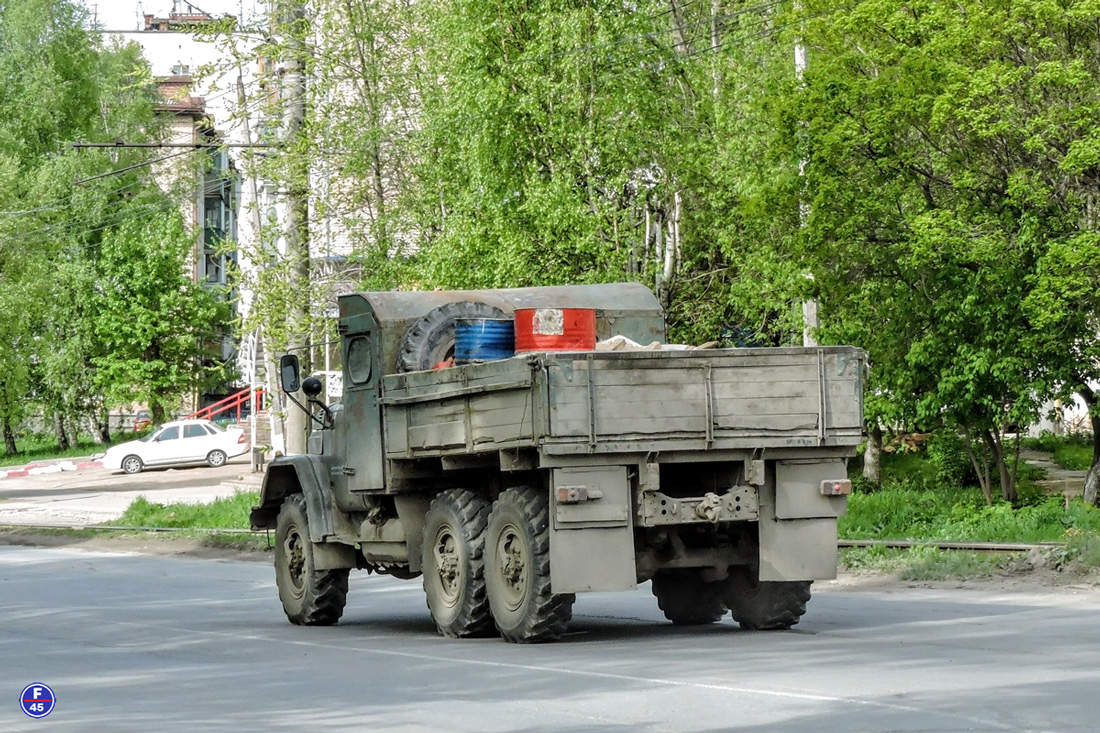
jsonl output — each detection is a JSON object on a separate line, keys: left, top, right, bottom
{"left": 274, "top": 494, "right": 349, "bottom": 626}
{"left": 485, "top": 487, "right": 574, "bottom": 643}
{"left": 720, "top": 568, "right": 812, "bottom": 630}
{"left": 651, "top": 570, "right": 728, "bottom": 625}
{"left": 397, "top": 301, "right": 508, "bottom": 372}
{"left": 422, "top": 489, "right": 494, "bottom": 638}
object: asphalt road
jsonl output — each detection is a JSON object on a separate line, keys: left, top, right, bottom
{"left": 2, "top": 545, "right": 1098, "bottom": 732}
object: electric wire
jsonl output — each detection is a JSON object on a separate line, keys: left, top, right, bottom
{"left": 7, "top": 0, "right": 856, "bottom": 247}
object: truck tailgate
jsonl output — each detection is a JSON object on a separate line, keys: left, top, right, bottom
{"left": 542, "top": 347, "right": 865, "bottom": 454}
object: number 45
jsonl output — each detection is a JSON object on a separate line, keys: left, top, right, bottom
{"left": 29, "top": 703, "right": 44, "bottom": 712}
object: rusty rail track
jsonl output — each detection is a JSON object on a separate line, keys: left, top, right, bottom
{"left": 839, "top": 539, "right": 1063, "bottom": 552}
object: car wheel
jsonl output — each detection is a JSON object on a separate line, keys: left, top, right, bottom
{"left": 206, "top": 449, "right": 228, "bottom": 468}
{"left": 122, "top": 455, "right": 144, "bottom": 474}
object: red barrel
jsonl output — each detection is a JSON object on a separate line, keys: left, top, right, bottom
{"left": 514, "top": 308, "right": 597, "bottom": 352}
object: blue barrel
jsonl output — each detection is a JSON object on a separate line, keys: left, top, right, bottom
{"left": 454, "top": 318, "right": 515, "bottom": 364}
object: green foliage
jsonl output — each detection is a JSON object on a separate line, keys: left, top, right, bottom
{"left": 0, "top": 1, "right": 230, "bottom": 448}
{"left": 1047, "top": 530, "right": 1100, "bottom": 572}
{"left": 841, "top": 487, "right": 1100, "bottom": 544}
{"left": 925, "top": 431, "right": 980, "bottom": 488}
{"left": 287, "top": 0, "right": 798, "bottom": 344}
{"left": 92, "top": 211, "right": 232, "bottom": 423}
{"left": 732, "top": 0, "right": 1100, "bottom": 501}
{"left": 1023, "top": 432, "right": 1094, "bottom": 471}
{"left": 1052, "top": 445, "right": 1092, "bottom": 472}
{"left": 840, "top": 546, "right": 1008, "bottom": 580}
{"left": 117, "top": 491, "right": 260, "bottom": 530}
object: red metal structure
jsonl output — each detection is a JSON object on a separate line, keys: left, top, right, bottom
{"left": 184, "top": 388, "right": 263, "bottom": 423}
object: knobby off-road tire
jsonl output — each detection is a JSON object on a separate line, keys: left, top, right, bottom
{"left": 422, "top": 489, "right": 495, "bottom": 638}
{"left": 650, "top": 570, "right": 728, "bottom": 626}
{"left": 274, "top": 494, "right": 349, "bottom": 626}
{"left": 397, "top": 301, "right": 508, "bottom": 373}
{"left": 720, "top": 568, "right": 812, "bottom": 630}
{"left": 485, "top": 487, "right": 575, "bottom": 643}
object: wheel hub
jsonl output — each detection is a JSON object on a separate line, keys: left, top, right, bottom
{"left": 433, "top": 530, "right": 462, "bottom": 606}
{"left": 496, "top": 525, "right": 527, "bottom": 611}
{"left": 284, "top": 529, "right": 306, "bottom": 596}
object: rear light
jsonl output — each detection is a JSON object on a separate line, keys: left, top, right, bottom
{"left": 238, "top": 433, "right": 247, "bottom": 444}
{"left": 821, "top": 479, "right": 852, "bottom": 496}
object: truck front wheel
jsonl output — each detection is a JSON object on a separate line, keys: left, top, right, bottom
{"left": 651, "top": 570, "right": 728, "bottom": 625}
{"left": 485, "top": 487, "right": 575, "bottom": 643}
{"left": 720, "top": 567, "right": 812, "bottom": 630}
{"left": 422, "top": 489, "right": 494, "bottom": 638}
{"left": 274, "top": 494, "right": 349, "bottom": 626}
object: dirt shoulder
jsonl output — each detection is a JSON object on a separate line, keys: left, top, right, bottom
{"left": 823, "top": 565, "right": 1100, "bottom": 594}
{"left": 0, "top": 527, "right": 272, "bottom": 563}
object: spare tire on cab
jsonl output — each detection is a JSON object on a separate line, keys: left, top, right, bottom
{"left": 397, "top": 301, "right": 508, "bottom": 372}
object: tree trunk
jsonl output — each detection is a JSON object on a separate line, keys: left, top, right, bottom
{"left": 963, "top": 424, "right": 993, "bottom": 505}
{"left": 863, "top": 423, "right": 882, "bottom": 485}
{"left": 54, "top": 411, "right": 70, "bottom": 452}
{"left": 1081, "top": 386, "right": 1100, "bottom": 506}
{"left": 94, "top": 408, "right": 110, "bottom": 445}
{"left": 2, "top": 414, "right": 16, "bottom": 456}
{"left": 1085, "top": 462, "right": 1100, "bottom": 506}
{"left": 982, "top": 428, "right": 1017, "bottom": 504}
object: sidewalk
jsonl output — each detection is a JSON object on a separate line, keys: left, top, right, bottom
{"left": 1020, "top": 448, "right": 1089, "bottom": 497}
{"left": 0, "top": 458, "right": 250, "bottom": 527}
{"left": 0, "top": 456, "right": 102, "bottom": 480}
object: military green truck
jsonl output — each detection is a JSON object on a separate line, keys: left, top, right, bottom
{"left": 251, "top": 283, "right": 865, "bottom": 643}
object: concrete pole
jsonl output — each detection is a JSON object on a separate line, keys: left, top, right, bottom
{"left": 279, "top": 0, "right": 311, "bottom": 455}
{"left": 796, "top": 20, "right": 819, "bottom": 346}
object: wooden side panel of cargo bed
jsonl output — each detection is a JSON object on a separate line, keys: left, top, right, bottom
{"left": 546, "top": 350, "right": 862, "bottom": 447}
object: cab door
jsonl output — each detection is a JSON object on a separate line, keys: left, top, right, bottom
{"left": 340, "top": 331, "right": 385, "bottom": 491}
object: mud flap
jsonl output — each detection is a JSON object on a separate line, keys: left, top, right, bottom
{"left": 758, "top": 460, "right": 847, "bottom": 581}
{"left": 549, "top": 466, "right": 637, "bottom": 593}
{"left": 313, "top": 542, "right": 357, "bottom": 571}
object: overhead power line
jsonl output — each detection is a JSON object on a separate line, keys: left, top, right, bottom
{"left": 72, "top": 149, "right": 201, "bottom": 186}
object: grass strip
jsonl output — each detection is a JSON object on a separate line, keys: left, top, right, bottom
{"left": 116, "top": 491, "right": 260, "bottom": 530}
{"left": 841, "top": 487, "right": 1100, "bottom": 544}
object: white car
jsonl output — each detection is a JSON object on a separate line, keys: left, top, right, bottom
{"left": 101, "top": 419, "right": 248, "bottom": 474}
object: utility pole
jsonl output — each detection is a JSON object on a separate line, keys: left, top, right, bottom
{"left": 796, "top": 13, "right": 818, "bottom": 347}
{"left": 279, "top": 0, "right": 311, "bottom": 455}
{"left": 237, "top": 70, "right": 269, "bottom": 471}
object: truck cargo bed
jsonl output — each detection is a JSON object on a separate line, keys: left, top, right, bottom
{"left": 381, "top": 347, "right": 865, "bottom": 459}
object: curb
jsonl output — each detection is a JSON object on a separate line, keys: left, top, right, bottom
{"left": 0, "top": 459, "right": 102, "bottom": 480}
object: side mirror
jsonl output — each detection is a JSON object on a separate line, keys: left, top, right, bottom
{"left": 279, "top": 354, "right": 301, "bottom": 393}
{"left": 302, "top": 376, "right": 323, "bottom": 398}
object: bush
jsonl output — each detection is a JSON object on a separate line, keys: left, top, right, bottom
{"left": 925, "top": 430, "right": 978, "bottom": 487}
